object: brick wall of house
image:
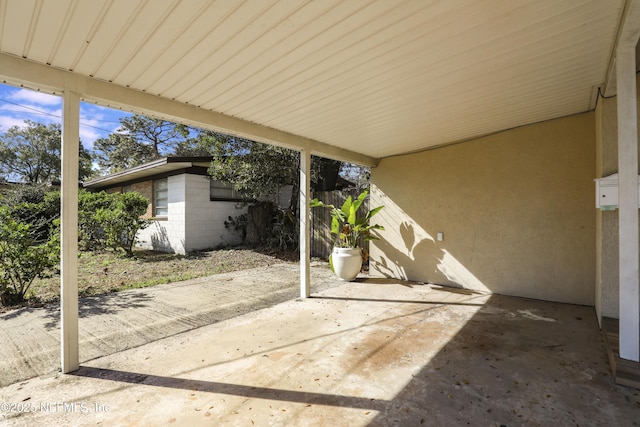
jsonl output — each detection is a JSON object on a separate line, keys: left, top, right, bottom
{"left": 130, "top": 180, "right": 153, "bottom": 218}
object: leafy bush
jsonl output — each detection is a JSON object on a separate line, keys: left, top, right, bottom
{"left": 268, "top": 207, "right": 297, "bottom": 252}
{"left": 224, "top": 213, "right": 247, "bottom": 242}
{"left": 0, "top": 188, "right": 151, "bottom": 306}
{"left": 0, "top": 206, "right": 59, "bottom": 305}
{"left": 79, "top": 190, "right": 152, "bottom": 256}
{"left": 0, "top": 186, "right": 60, "bottom": 243}
{"left": 226, "top": 203, "right": 297, "bottom": 252}
{"left": 92, "top": 191, "right": 151, "bottom": 257}
{"left": 78, "top": 190, "right": 112, "bottom": 251}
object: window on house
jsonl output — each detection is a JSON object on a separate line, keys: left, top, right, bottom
{"left": 210, "top": 180, "right": 242, "bottom": 201}
{"left": 154, "top": 178, "right": 168, "bottom": 217}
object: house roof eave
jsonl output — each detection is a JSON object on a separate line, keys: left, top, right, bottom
{"left": 83, "top": 157, "right": 213, "bottom": 189}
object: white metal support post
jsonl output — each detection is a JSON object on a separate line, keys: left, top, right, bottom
{"left": 617, "top": 42, "right": 640, "bottom": 362}
{"left": 61, "top": 90, "right": 80, "bottom": 373}
{"left": 300, "top": 149, "right": 311, "bottom": 298}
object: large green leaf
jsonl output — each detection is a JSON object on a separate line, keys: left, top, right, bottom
{"left": 310, "top": 188, "right": 384, "bottom": 250}
{"left": 331, "top": 216, "right": 340, "bottom": 235}
{"left": 348, "top": 190, "right": 367, "bottom": 224}
{"left": 366, "top": 205, "right": 384, "bottom": 220}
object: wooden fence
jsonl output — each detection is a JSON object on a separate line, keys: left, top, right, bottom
{"left": 310, "top": 189, "right": 368, "bottom": 259}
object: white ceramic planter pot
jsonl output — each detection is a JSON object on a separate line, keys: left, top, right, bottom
{"left": 332, "top": 247, "right": 363, "bottom": 281}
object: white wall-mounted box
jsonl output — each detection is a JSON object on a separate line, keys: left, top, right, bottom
{"left": 594, "top": 173, "right": 640, "bottom": 210}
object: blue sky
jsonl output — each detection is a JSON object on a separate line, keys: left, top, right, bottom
{"left": 0, "top": 82, "right": 131, "bottom": 150}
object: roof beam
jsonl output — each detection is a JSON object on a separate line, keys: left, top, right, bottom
{"left": 0, "top": 53, "right": 378, "bottom": 167}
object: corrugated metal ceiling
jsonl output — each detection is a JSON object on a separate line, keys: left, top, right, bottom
{"left": 0, "top": 0, "right": 626, "bottom": 159}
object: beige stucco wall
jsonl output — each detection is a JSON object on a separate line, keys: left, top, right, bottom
{"left": 595, "top": 95, "right": 619, "bottom": 321}
{"left": 594, "top": 73, "right": 640, "bottom": 321}
{"left": 370, "top": 112, "right": 596, "bottom": 305}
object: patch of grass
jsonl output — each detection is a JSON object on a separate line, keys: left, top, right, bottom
{"left": 24, "top": 247, "right": 294, "bottom": 306}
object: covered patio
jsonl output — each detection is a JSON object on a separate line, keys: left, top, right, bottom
{"left": 2, "top": 278, "right": 638, "bottom": 426}
{"left": 1, "top": 0, "right": 640, "bottom": 422}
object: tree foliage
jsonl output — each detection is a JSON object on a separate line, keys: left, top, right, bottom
{"left": 93, "top": 115, "right": 190, "bottom": 174}
{"left": 0, "top": 120, "right": 92, "bottom": 184}
{"left": 207, "top": 133, "right": 343, "bottom": 206}
{"left": 120, "top": 115, "right": 189, "bottom": 156}
{"left": 93, "top": 133, "right": 156, "bottom": 174}
{"left": 207, "top": 133, "right": 348, "bottom": 252}
{"left": 208, "top": 135, "right": 300, "bottom": 205}
{"left": 172, "top": 129, "right": 223, "bottom": 157}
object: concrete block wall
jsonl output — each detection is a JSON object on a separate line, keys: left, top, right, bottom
{"left": 136, "top": 174, "right": 244, "bottom": 254}
{"left": 183, "top": 174, "right": 245, "bottom": 251}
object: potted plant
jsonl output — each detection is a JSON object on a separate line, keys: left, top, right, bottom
{"left": 310, "top": 189, "right": 384, "bottom": 281}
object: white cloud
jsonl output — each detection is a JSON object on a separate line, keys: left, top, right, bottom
{"left": 0, "top": 85, "right": 133, "bottom": 150}
{"left": 0, "top": 116, "right": 26, "bottom": 131}
{"left": 0, "top": 88, "right": 61, "bottom": 125}
{"left": 9, "top": 89, "right": 61, "bottom": 106}
{"left": 0, "top": 103, "right": 33, "bottom": 113}
{"left": 79, "top": 122, "right": 102, "bottom": 149}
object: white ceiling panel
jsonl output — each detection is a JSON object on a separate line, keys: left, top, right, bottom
{"left": 0, "top": 0, "right": 37, "bottom": 54}
{"left": 0, "top": 0, "right": 627, "bottom": 159}
{"left": 47, "top": 1, "right": 110, "bottom": 70}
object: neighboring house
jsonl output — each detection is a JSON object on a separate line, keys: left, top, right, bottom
{"left": 83, "top": 157, "right": 246, "bottom": 255}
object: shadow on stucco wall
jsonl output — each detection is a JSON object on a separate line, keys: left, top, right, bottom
{"left": 371, "top": 221, "right": 485, "bottom": 291}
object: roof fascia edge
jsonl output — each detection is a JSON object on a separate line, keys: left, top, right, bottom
{"left": 83, "top": 158, "right": 176, "bottom": 186}
{"left": 0, "top": 53, "right": 378, "bottom": 167}
{"left": 603, "top": 0, "right": 640, "bottom": 97}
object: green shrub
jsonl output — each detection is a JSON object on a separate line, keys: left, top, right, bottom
{"left": 79, "top": 191, "right": 151, "bottom": 256}
{"left": 78, "top": 190, "right": 112, "bottom": 251}
{"left": 0, "top": 206, "right": 59, "bottom": 305}
{"left": 226, "top": 203, "right": 297, "bottom": 252}
{"left": 0, "top": 186, "right": 60, "bottom": 244}
{"left": 0, "top": 188, "right": 151, "bottom": 306}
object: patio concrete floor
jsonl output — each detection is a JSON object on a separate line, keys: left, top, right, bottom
{"left": 1, "top": 275, "right": 640, "bottom": 426}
